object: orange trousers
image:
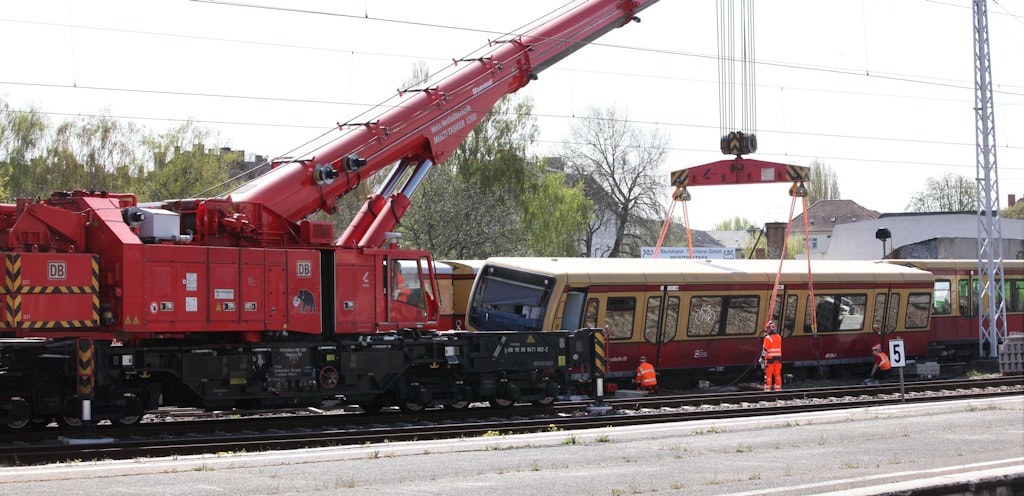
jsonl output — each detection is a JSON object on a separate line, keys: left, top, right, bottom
{"left": 764, "top": 360, "right": 782, "bottom": 391}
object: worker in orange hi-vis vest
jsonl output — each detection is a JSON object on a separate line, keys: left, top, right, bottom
{"left": 868, "top": 343, "right": 892, "bottom": 382}
{"left": 635, "top": 356, "right": 657, "bottom": 393}
{"left": 761, "top": 320, "right": 783, "bottom": 391}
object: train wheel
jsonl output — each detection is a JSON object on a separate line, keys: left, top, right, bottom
{"left": 3, "top": 398, "right": 31, "bottom": 431}
{"left": 443, "top": 400, "right": 470, "bottom": 411}
{"left": 399, "top": 401, "right": 427, "bottom": 413}
{"left": 488, "top": 397, "right": 514, "bottom": 409}
{"left": 114, "top": 394, "right": 144, "bottom": 426}
{"left": 29, "top": 417, "right": 53, "bottom": 430}
{"left": 531, "top": 395, "right": 556, "bottom": 407}
{"left": 55, "top": 415, "right": 83, "bottom": 429}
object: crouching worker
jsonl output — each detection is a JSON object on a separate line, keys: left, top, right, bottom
{"left": 866, "top": 343, "right": 891, "bottom": 384}
{"left": 635, "top": 356, "right": 657, "bottom": 393}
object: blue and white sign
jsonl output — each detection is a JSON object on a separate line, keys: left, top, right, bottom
{"left": 640, "top": 246, "right": 739, "bottom": 259}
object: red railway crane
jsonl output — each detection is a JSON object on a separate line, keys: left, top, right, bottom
{"left": 0, "top": 1, "right": 659, "bottom": 427}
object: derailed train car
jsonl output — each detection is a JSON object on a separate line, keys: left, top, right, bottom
{"left": 465, "top": 257, "right": 937, "bottom": 386}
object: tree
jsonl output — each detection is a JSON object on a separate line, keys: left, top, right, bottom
{"left": 520, "top": 159, "right": 592, "bottom": 256}
{"left": 905, "top": 172, "right": 976, "bottom": 212}
{"left": 139, "top": 121, "right": 234, "bottom": 201}
{"left": 0, "top": 98, "right": 49, "bottom": 200}
{"left": 713, "top": 216, "right": 758, "bottom": 231}
{"left": 806, "top": 159, "right": 840, "bottom": 206}
{"left": 561, "top": 105, "right": 670, "bottom": 258}
{"left": 40, "top": 113, "right": 146, "bottom": 195}
{"left": 399, "top": 91, "right": 591, "bottom": 257}
{"left": 1003, "top": 200, "right": 1024, "bottom": 220}
{"left": 399, "top": 166, "right": 529, "bottom": 258}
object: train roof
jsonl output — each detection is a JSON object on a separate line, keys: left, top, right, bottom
{"left": 481, "top": 257, "right": 935, "bottom": 286}
{"left": 884, "top": 259, "right": 1024, "bottom": 272}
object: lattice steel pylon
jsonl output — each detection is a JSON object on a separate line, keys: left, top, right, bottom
{"left": 972, "top": 0, "right": 1006, "bottom": 358}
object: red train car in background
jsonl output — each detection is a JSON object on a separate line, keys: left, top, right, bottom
{"left": 887, "top": 259, "right": 1024, "bottom": 361}
{"left": 432, "top": 260, "right": 484, "bottom": 331}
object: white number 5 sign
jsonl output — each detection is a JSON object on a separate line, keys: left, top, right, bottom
{"left": 888, "top": 339, "right": 906, "bottom": 368}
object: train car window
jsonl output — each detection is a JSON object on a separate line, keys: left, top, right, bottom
{"left": 644, "top": 296, "right": 663, "bottom": 345}
{"left": 606, "top": 297, "right": 636, "bottom": 340}
{"left": 724, "top": 296, "right": 759, "bottom": 335}
{"left": 886, "top": 293, "right": 901, "bottom": 333}
{"left": 958, "top": 279, "right": 978, "bottom": 316}
{"left": 905, "top": 293, "right": 931, "bottom": 329}
{"left": 687, "top": 296, "right": 722, "bottom": 337}
{"left": 1008, "top": 279, "right": 1024, "bottom": 313}
{"left": 642, "top": 296, "right": 679, "bottom": 344}
{"left": 687, "top": 295, "right": 759, "bottom": 337}
{"left": 771, "top": 294, "right": 798, "bottom": 338}
{"left": 806, "top": 294, "right": 867, "bottom": 332}
{"left": 391, "top": 259, "right": 425, "bottom": 309}
{"left": 468, "top": 267, "right": 554, "bottom": 331}
{"left": 664, "top": 296, "right": 680, "bottom": 342}
{"left": 871, "top": 294, "right": 887, "bottom": 333}
{"left": 933, "top": 280, "right": 952, "bottom": 315}
{"left": 583, "top": 298, "right": 600, "bottom": 328}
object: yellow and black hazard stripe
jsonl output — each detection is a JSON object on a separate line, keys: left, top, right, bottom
{"left": 77, "top": 338, "right": 94, "bottom": 397}
{"left": 593, "top": 329, "right": 607, "bottom": 378}
{"left": 787, "top": 164, "right": 810, "bottom": 182}
{"left": 4, "top": 254, "right": 21, "bottom": 328}
{"left": 670, "top": 168, "right": 689, "bottom": 188}
{"left": 5, "top": 253, "right": 21, "bottom": 293}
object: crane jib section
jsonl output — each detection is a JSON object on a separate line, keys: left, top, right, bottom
{"left": 224, "top": 0, "right": 659, "bottom": 240}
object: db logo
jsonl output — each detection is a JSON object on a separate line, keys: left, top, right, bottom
{"left": 48, "top": 261, "right": 67, "bottom": 280}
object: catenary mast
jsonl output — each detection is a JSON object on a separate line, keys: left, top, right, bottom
{"left": 972, "top": 0, "right": 1007, "bottom": 358}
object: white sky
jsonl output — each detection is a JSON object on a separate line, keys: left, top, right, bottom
{"left": 1, "top": 0, "right": 1022, "bottom": 231}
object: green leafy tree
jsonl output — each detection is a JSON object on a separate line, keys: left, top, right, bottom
{"left": 1003, "top": 200, "right": 1024, "bottom": 220}
{"left": 140, "top": 121, "right": 234, "bottom": 201}
{"left": 40, "top": 113, "right": 146, "bottom": 194}
{"left": 520, "top": 159, "right": 591, "bottom": 256}
{"left": 713, "top": 216, "right": 757, "bottom": 231}
{"left": 0, "top": 98, "right": 49, "bottom": 200}
{"left": 806, "top": 159, "right": 840, "bottom": 206}
{"left": 400, "top": 92, "right": 590, "bottom": 257}
{"left": 906, "top": 172, "right": 976, "bottom": 212}
{"left": 399, "top": 166, "right": 529, "bottom": 258}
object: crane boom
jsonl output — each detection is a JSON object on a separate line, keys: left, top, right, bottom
{"left": 221, "top": 0, "right": 658, "bottom": 248}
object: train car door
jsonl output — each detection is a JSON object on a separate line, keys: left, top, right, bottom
{"left": 870, "top": 285, "right": 900, "bottom": 343}
{"left": 643, "top": 286, "right": 681, "bottom": 367}
{"left": 770, "top": 289, "right": 799, "bottom": 339}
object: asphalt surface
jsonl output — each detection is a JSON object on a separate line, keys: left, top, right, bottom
{"left": 1, "top": 395, "right": 1022, "bottom": 496}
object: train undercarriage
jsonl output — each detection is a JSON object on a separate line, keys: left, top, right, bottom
{"left": 1, "top": 329, "right": 600, "bottom": 430}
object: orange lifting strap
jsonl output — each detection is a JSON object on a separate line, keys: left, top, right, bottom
{"left": 655, "top": 158, "right": 817, "bottom": 334}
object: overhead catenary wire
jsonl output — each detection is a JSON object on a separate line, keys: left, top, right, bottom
{"left": 0, "top": 1, "right": 1022, "bottom": 180}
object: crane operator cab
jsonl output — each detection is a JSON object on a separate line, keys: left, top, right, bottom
{"left": 392, "top": 260, "right": 424, "bottom": 308}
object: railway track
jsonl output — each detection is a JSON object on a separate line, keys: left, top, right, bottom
{"left": 2, "top": 376, "right": 1021, "bottom": 467}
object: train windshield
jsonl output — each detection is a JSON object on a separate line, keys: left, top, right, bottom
{"left": 468, "top": 265, "right": 554, "bottom": 331}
